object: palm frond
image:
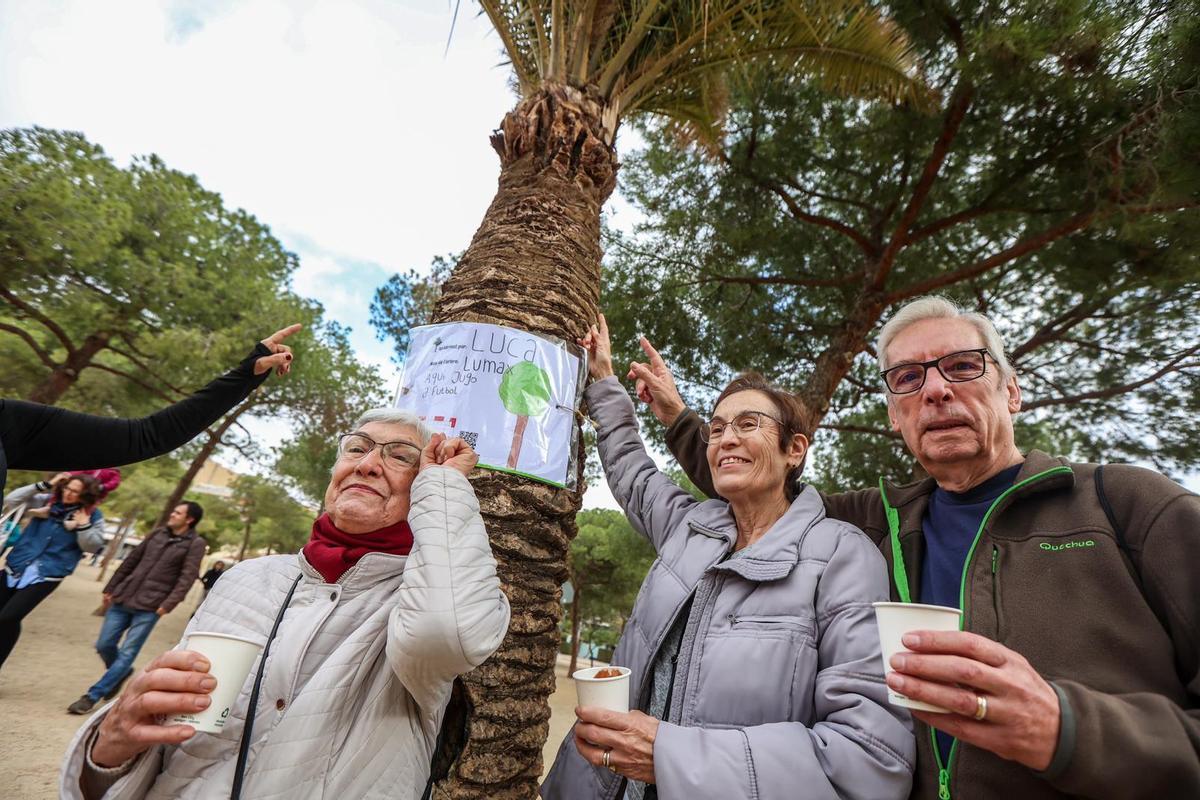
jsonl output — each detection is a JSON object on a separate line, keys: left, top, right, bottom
{"left": 476, "top": 0, "right": 930, "bottom": 128}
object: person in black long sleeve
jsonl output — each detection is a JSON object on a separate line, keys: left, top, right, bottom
{"left": 0, "top": 324, "right": 300, "bottom": 495}
{"left": 0, "top": 325, "right": 299, "bottom": 672}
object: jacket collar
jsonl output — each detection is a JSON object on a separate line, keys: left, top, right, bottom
{"left": 687, "top": 484, "right": 828, "bottom": 582}
{"left": 881, "top": 450, "right": 1075, "bottom": 539}
{"left": 157, "top": 526, "right": 198, "bottom": 542}
{"left": 296, "top": 548, "right": 407, "bottom": 590}
{"left": 882, "top": 450, "right": 1074, "bottom": 509}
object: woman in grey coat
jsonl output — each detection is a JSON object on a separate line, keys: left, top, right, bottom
{"left": 541, "top": 315, "right": 914, "bottom": 800}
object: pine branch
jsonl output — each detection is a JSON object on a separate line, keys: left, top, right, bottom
{"left": 0, "top": 286, "right": 77, "bottom": 353}
{"left": 1022, "top": 345, "right": 1200, "bottom": 411}
{"left": 872, "top": 80, "right": 974, "bottom": 288}
{"left": 887, "top": 210, "right": 1096, "bottom": 302}
{"left": 0, "top": 322, "right": 57, "bottom": 368}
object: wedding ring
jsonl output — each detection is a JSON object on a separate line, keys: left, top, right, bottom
{"left": 602, "top": 749, "right": 612, "bottom": 770}
{"left": 974, "top": 694, "right": 989, "bottom": 721}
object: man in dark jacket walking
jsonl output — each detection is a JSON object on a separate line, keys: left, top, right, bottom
{"left": 630, "top": 296, "right": 1199, "bottom": 800}
{"left": 67, "top": 501, "right": 206, "bottom": 714}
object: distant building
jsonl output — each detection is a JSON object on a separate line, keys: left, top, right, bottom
{"left": 191, "top": 459, "right": 239, "bottom": 499}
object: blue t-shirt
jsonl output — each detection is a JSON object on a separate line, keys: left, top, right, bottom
{"left": 920, "top": 463, "right": 1021, "bottom": 763}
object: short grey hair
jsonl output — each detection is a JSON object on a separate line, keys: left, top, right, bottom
{"left": 877, "top": 296, "right": 1014, "bottom": 381}
{"left": 352, "top": 408, "right": 434, "bottom": 445}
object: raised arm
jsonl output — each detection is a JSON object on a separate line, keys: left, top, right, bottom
{"left": 580, "top": 315, "right": 701, "bottom": 551}
{"left": 387, "top": 435, "right": 510, "bottom": 713}
{"left": 1, "top": 325, "right": 299, "bottom": 474}
{"left": 625, "top": 336, "right": 716, "bottom": 499}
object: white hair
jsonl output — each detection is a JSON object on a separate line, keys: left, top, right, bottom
{"left": 877, "top": 296, "right": 1014, "bottom": 381}
{"left": 352, "top": 407, "right": 434, "bottom": 445}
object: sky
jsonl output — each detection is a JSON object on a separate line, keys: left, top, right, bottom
{"left": 0, "top": 0, "right": 645, "bottom": 507}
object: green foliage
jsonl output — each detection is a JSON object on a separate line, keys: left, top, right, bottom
{"left": 207, "top": 474, "right": 314, "bottom": 557}
{"left": 602, "top": 0, "right": 1200, "bottom": 485}
{"left": 569, "top": 508, "right": 655, "bottom": 635}
{"left": 0, "top": 127, "right": 298, "bottom": 405}
{"left": 369, "top": 253, "right": 456, "bottom": 363}
{"left": 102, "top": 458, "right": 187, "bottom": 529}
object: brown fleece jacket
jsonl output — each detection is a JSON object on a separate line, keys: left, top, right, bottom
{"left": 666, "top": 407, "right": 1200, "bottom": 800}
{"left": 104, "top": 527, "right": 205, "bottom": 614}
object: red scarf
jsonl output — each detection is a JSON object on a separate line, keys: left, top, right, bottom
{"left": 302, "top": 513, "right": 413, "bottom": 584}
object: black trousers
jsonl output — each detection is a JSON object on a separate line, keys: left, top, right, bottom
{"left": 0, "top": 577, "right": 61, "bottom": 669}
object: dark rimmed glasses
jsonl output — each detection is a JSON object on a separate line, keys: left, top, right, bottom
{"left": 699, "top": 410, "right": 783, "bottom": 444}
{"left": 881, "top": 348, "right": 992, "bottom": 395}
{"left": 336, "top": 432, "right": 422, "bottom": 469}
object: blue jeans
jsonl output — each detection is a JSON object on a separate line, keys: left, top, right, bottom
{"left": 87, "top": 604, "right": 159, "bottom": 701}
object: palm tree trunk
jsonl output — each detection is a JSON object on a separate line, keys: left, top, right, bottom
{"left": 429, "top": 84, "right": 617, "bottom": 800}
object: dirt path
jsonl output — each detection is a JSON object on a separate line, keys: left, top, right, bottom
{"left": 1, "top": 563, "right": 587, "bottom": 797}
{"left": 0, "top": 562, "right": 199, "bottom": 798}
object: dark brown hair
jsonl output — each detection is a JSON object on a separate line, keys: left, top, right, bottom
{"left": 58, "top": 474, "right": 102, "bottom": 507}
{"left": 712, "top": 371, "right": 809, "bottom": 500}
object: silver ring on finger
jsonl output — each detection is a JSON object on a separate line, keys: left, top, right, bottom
{"left": 602, "top": 748, "right": 613, "bottom": 770}
{"left": 973, "top": 693, "right": 989, "bottom": 721}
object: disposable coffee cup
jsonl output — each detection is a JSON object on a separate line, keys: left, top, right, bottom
{"left": 873, "top": 601, "right": 963, "bottom": 713}
{"left": 168, "top": 632, "right": 262, "bottom": 734}
{"left": 573, "top": 666, "right": 631, "bottom": 713}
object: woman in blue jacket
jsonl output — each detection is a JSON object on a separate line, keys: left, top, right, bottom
{"left": 1, "top": 473, "right": 105, "bottom": 669}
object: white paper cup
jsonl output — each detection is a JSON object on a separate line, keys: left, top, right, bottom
{"left": 167, "top": 632, "right": 262, "bottom": 733}
{"left": 873, "top": 601, "right": 963, "bottom": 713}
{"left": 573, "top": 666, "right": 632, "bottom": 713}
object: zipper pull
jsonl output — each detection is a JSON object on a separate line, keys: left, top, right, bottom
{"left": 992, "top": 546, "right": 998, "bottom": 574}
{"left": 938, "top": 767, "right": 951, "bottom": 800}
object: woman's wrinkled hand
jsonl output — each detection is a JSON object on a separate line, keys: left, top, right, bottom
{"left": 419, "top": 433, "right": 479, "bottom": 477}
{"left": 574, "top": 706, "right": 660, "bottom": 785}
{"left": 577, "top": 313, "right": 615, "bottom": 382}
{"left": 253, "top": 324, "right": 302, "bottom": 376}
{"left": 90, "top": 650, "right": 216, "bottom": 768}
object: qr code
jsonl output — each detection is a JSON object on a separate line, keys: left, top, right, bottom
{"left": 458, "top": 431, "right": 479, "bottom": 448}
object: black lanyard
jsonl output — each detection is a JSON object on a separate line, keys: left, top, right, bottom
{"left": 230, "top": 572, "right": 303, "bottom": 800}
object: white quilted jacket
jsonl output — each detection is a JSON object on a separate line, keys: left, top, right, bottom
{"left": 60, "top": 466, "right": 511, "bottom": 800}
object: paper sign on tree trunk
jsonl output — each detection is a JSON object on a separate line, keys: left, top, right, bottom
{"left": 393, "top": 322, "right": 586, "bottom": 488}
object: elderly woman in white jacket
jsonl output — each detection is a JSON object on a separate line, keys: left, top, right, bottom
{"left": 60, "top": 409, "right": 511, "bottom": 800}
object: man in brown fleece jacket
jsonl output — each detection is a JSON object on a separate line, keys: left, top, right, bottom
{"left": 625, "top": 296, "right": 1199, "bottom": 800}
{"left": 67, "top": 501, "right": 207, "bottom": 716}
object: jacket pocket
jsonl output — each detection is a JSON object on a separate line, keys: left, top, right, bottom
{"left": 729, "top": 614, "right": 813, "bottom": 638}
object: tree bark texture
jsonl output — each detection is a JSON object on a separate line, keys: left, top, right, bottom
{"left": 429, "top": 83, "right": 617, "bottom": 800}
{"left": 26, "top": 331, "right": 111, "bottom": 405}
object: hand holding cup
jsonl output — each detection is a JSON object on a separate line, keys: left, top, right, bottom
{"left": 91, "top": 650, "right": 216, "bottom": 768}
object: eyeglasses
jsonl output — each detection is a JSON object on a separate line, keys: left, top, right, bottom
{"left": 336, "top": 433, "right": 422, "bottom": 470}
{"left": 881, "top": 348, "right": 992, "bottom": 395}
{"left": 700, "top": 410, "right": 782, "bottom": 444}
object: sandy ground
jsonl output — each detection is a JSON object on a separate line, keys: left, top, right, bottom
{"left": 1, "top": 562, "right": 587, "bottom": 798}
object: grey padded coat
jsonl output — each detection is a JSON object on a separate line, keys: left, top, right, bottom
{"left": 541, "top": 377, "right": 914, "bottom": 800}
